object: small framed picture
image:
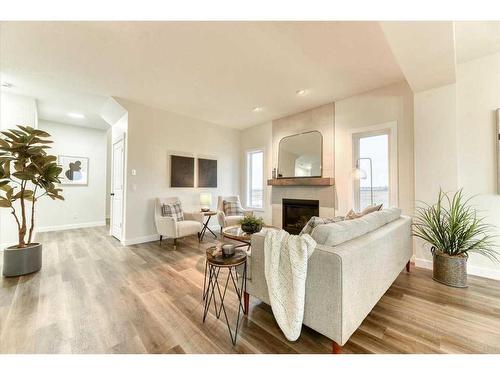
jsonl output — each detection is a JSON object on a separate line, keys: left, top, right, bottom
{"left": 58, "top": 155, "right": 89, "bottom": 186}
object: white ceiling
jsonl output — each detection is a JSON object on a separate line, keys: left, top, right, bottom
{"left": 380, "top": 21, "right": 457, "bottom": 93}
{"left": 0, "top": 21, "right": 405, "bottom": 129}
{"left": 455, "top": 21, "right": 500, "bottom": 63}
{"left": 2, "top": 21, "right": 500, "bottom": 130}
{"left": 0, "top": 73, "right": 110, "bottom": 129}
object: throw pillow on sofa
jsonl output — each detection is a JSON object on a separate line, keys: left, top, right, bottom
{"left": 345, "top": 203, "right": 383, "bottom": 220}
{"left": 223, "top": 200, "right": 244, "bottom": 216}
{"left": 300, "top": 216, "right": 344, "bottom": 235}
{"left": 161, "top": 202, "right": 184, "bottom": 221}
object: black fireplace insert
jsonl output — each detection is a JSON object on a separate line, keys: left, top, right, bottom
{"left": 282, "top": 198, "right": 319, "bottom": 234}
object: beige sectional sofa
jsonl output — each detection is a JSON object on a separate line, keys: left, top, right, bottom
{"left": 245, "top": 208, "right": 412, "bottom": 353}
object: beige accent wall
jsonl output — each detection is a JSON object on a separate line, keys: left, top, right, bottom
{"left": 116, "top": 98, "right": 240, "bottom": 244}
{"left": 272, "top": 103, "right": 335, "bottom": 178}
{"left": 335, "top": 81, "right": 415, "bottom": 216}
{"left": 270, "top": 103, "right": 335, "bottom": 227}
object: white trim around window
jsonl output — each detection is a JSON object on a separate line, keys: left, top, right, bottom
{"left": 246, "top": 149, "right": 264, "bottom": 210}
{"left": 351, "top": 121, "right": 399, "bottom": 211}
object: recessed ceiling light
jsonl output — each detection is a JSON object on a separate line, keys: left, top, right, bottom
{"left": 252, "top": 106, "right": 263, "bottom": 113}
{"left": 296, "top": 89, "right": 308, "bottom": 96}
{"left": 67, "top": 112, "right": 85, "bottom": 119}
{"left": 1, "top": 82, "right": 13, "bottom": 88}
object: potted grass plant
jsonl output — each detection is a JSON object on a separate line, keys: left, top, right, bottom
{"left": 413, "top": 189, "right": 498, "bottom": 288}
{"left": 0, "top": 125, "right": 64, "bottom": 277}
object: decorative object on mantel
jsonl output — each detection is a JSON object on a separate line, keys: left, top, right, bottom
{"left": 413, "top": 189, "right": 499, "bottom": 288}
{"left": 170, "top": 155, "right": 194, "bottom": 187}
{"left": 198, "top": 158, "right": 217, "bottom": 187}
{"left": 0, "top": 125, "right": 64, "bottom": 277}
{"left": 240, "top": 216, "right": 264, "bottom": 234}
{"left": 267, "top": 177, "right": 334, "bottom": 186}
{"left": 200, "top": 192, "right": 212, "bottom": 212}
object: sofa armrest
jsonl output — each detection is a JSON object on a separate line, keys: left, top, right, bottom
{"left": 184, "top": 211, "right": 204, "bottom": 224}
{"left": 330, "top": 216, "right": 412, "bottom": 344}
{"left": 155, "top": 216, "right": 178, "bottom": 237}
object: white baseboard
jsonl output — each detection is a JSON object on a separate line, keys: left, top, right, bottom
{"left": 36, "top": 221, "right": 106, "bottom": 233}
{"left": 122, "top": 234, "right": 160, "bottom": 246}
{"left": 122, "top": 227, "right": 220, "bottom": 246}
{"left": 415, "top": 257, "right": 500, "bottom": 281}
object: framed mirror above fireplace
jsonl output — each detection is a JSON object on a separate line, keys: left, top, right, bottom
{"left": 278, "top": 131, "right": 322, "bottom": 178}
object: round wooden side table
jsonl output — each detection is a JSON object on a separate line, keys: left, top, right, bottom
{"left": 202, "top": 246, "right": 247, "bottom": 345}
{"left": 199, "top": 211, "right": 217, "bottom": 241}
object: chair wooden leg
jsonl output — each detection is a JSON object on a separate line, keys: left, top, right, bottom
{"left": 332, "top": 341, "right": 342, "bottom": 354}
{"left": 173, "top": 238, "right": 177, "bottom": 250}
{"left": 243, "top": 292, "right": 249, "bottom": 315}
{"left": 406, "top": 261, "right": 411, "bottom": 272}
{"left": 159, "top": 235, "right": 163, "bottom": 245}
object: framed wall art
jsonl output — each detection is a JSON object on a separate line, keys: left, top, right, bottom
{"left": 170, "top": 155, "right": 195, "bottom": 187}
{"left": 58, "top": 155, "right": 89, "bottom": 185}
{"left": 198, "top": 158, "right": 217, "bottom": 188}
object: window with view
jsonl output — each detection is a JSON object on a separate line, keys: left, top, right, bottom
{"left": 247, "top": 150, "right": 264, "bottom": 209}
{"left": 353, "top": 131, "right": 390, "bottom": 211}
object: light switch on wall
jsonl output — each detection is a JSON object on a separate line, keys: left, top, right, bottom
{"left": 131, "top": 169, "right": 136, "bottom": 176}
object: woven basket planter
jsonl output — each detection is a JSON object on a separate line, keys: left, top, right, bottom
{"left": 432, "top": 249, "right": 468, "bottom": 288}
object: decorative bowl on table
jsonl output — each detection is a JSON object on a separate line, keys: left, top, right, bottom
{"left": 240, "top": 216, "right": 264, "bottom": 234}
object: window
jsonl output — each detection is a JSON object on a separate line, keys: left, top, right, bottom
{"left": 246, "top": 150, "right": 264, "bottom": 209}
{"left": 353, "top": 130, "right": 391, "bottom": 211}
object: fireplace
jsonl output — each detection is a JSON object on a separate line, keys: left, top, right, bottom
{"left": 282, "top": 198, "right": 319, "bottom": 234}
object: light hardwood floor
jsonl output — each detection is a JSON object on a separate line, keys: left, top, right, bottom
{"left": 1, "top": 226, "right": 500, "bottom": 354}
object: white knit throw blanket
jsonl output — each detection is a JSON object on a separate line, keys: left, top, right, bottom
{"left": 264, "top": 229, "right": 316, "bottom": 341}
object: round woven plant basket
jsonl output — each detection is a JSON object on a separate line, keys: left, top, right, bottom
{"left": 432, "top": 249, "right": 468, "bottom": 288}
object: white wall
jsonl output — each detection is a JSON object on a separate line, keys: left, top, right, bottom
{"left": 414, "top": 52, "right": 500, "bottom": 280}
{"left": 335, "top": 81, "right": 414, "bottom": 216}
{"left": 116, "top": 99, "right": 240, "bottom": 244}
{"left": 35, "top": 121, "right": 108, "bottom": 231}
{"left": 240, "top": 121, "right": 273, "bottom": 224}
{"left": 414, "top": 84, "right": 458, "bottom": 205}
{"left": 456, "top": 52, "right": 500, "bottom": 279}
{"left": 0, "top": 92, "right": 38, "bottom": 248}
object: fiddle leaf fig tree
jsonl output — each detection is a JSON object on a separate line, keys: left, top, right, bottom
{"left": 0, "top": 125, "right": 64, "bottom": 248}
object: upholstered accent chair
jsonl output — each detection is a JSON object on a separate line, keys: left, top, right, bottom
{"left": 154, "top": 197, "right": 204, "bottom": 249}
{"left": 216, "top": 195, "right": 253, "bottom": 231}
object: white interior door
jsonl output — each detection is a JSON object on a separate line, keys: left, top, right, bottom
{"left": 111, "top": 138, "right": 125, "bottom": 240}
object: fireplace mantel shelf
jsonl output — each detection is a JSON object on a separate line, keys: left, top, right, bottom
{"left": 267, "top": 177, "right": 335, "bottom": 186}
